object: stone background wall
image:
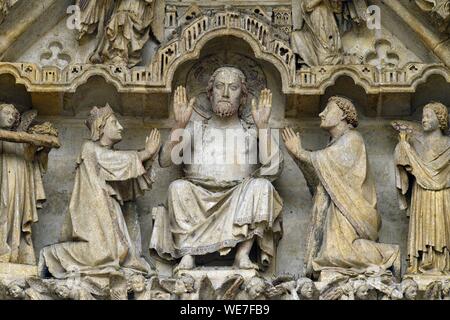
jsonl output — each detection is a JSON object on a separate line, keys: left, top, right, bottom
{"left": 2, "top": 0, "right": 450, "bottom": 280}
{"left": 8, "top": 34, "right": 449, "bottom": 278}
{"left": 32, "top": 116, "right": 412, "bottom": 278}
{"left": 32, "top": 72, "right": 450, "bottom": 279}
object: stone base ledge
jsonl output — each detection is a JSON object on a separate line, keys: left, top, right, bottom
{"left": 175, "top": 267, "right": 259, "bottom": 289}
{"left": 0, "top": 263, "right": 38, "bottom": 278}
{"left": 404, "top": 274, "right": 450, "bottom": 291}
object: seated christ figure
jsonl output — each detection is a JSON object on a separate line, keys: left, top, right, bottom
{"left": 151, "top": 66, "right": 283, "bottom": 271}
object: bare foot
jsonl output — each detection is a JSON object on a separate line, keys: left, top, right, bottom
{"left": 174, "top": 255, "right": 195, "bottom": 273}
{"left": 233, "top": 254, "right": 259, "bottom": 270}
{"left": 260, "top": 252, "right": 270, "bottom": 269}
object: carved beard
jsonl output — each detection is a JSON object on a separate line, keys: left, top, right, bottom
{"left": 212, "top": 101, "right": 239, "bottom": 118}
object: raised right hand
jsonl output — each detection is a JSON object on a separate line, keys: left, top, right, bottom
{"left": 174, "top": 86, "right": 195, "bottom": 129}
{"left": 282, "top": 127, "right": 302, "bottom": 158}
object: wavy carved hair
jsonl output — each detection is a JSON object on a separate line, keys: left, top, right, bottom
{"left": 424, "top": 101, "right": 449, "bottom": 133}
{"left": 328, "top": 96, "right": 359, "bottom": 128}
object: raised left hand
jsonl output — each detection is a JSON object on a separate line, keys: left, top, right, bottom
{"left": 145, "top": 128, "right": 161, "bottom": 158}
{"left": 252, "top": 89, "right": 272, "bottom": 129}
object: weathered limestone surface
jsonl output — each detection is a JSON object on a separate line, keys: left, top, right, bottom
{"left": 0, "top": 0, "right": 449, "bottom": 300}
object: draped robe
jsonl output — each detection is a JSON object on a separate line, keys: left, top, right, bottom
{"left": 101, "top": 0, "right": 155, "bottom": 67}
{"left": 39, "top": 141, "right": 154, "bottom": 278}
{"left": 291, "top": 0, "right": 343, "bottom": 66}
{"left": 304, "top": 129, "right": 400, "bottom": 277}
{"left": 76, "top": 0, "right": 114, "bottom": 39}
{"left": 395, "top": 137, "right": 450, "bottom": 274}
{"left": 151, "top": 115, "right": 283, "bottom": 268}
{"left": 0, "top": 141, "right": 47, "bottom": 265}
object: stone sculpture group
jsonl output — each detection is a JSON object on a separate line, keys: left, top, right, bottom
{"left": 0, "top": 64, "right": 448, "bottom": 300}
{"left": 0, "top": 0, "right": 449, "bottom": 300}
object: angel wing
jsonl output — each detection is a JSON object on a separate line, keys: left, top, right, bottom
{"left": 271, "top": 274, "right": 295, "bottom": 286}
{"left": 109, "top": 273, "right": 128, "bottom": 300}
{"left": 198, "top": 276, "right": 217, "bottom": 300}
{"left": 319, "top": 275, "right": 349, "bottom": 301}
{"left": 78, "top": 277, "right": 109, "bottom": 297}
{"left": 158, "top": 278, "right": 177, "bottom": 294}
{"left": 424, "top": 281, "right": 443, "bottom": 300}
{"left": 29, "top": 122, "right": 59, "bottom": 137}
{"left": 26, "top": 278, "right": 52, "bottom": 294}
{"left": 366, "top": 277, "right": 401, "bottom": 299}
{"left": 17, "top": 109, "right": 37, "bottom": 132}
{"left": 320, "top": 285, "right": 344, "bottom": 301}
{"left": 25, "top": 278, "right": 56, "bottom": 300}
{"left": 0, "top": 277, "right": 27, "bottom": 299}
{"left": 0, "top": 278, "right": 9, "bottom": 299}
{"left": 217, "top": 275, "right": 245, "bottom": 300}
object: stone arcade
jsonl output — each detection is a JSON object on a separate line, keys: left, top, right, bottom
{"left": 0, "top": 0, "right": 449, "bottom": 300}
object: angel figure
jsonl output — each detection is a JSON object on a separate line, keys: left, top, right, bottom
{"left": 393, "top": 102, "right": 450, "bottom": 275}
{"left": 0, "top": 104, "right": 60, "bottom": 266}
{"left": 267, "top": 275, "right": 316, "bottom": 300}
{"left": 400, "top": 279, "right": 419, "bottom": 300}
{"left": 442, "top": 279, "right": 450, "bottom": 300}
{"left": 319, "top": 275, "right": 376, "bottom": 300}
{"left": 159, "top": 274, "right": 197, "bottom": 300}
{"left": 349, "top": 278, "right": 377, "bottom": 300}
{"left": 319, "top": 275, "right": 352, "bottom": 300}
{"left": 197, "top": 275, "right": 245, "bottom": 301}
{"left": 424, "top": 281, "right": 444, "bottom": 300}
{"left": 49, "top": 279, "right": 97, "bottom": 300}
{"left": 366, "top": 276, "right": 403, "bottom": 300}
{"left": 234, "top": 276, "right": 270, "bottom": 300}
{"left": 1, "top": 278, "right": 28, "bottom": 300}
{"left": 128, "top": 274, "right": 171, "bottom": 300}
{"left": 77, "top": 0, "right": 165, "bottom": 67}
{"left": 0, "top": 277, "right": 54, "bottom": 300}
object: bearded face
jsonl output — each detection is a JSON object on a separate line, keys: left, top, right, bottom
{"left": 210, "top": 69, "right": 244, "bottom": 118}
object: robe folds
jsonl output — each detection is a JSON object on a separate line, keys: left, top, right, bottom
{"left": 151, "top": 119, "right": 283, "bottom": 268}
{"left": 291, "top": 0, "right": 343, "bottom": 66}
{"left": 305, "top": 130, "right": 400, "bottom": 276}
{"left": 39, "top": 141, "right": 154, "bottom": 278}
{"left": 395, "top": 138, "right": 450, "bottom": 274}
{"left": 102, "top": 0, "right": 155, "bottom": 67}
{"left": 77, "top": 0, "right": 114, "bottom": 39}
{"left": 0, "top": 141, "right": 47, "bottom": 265}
